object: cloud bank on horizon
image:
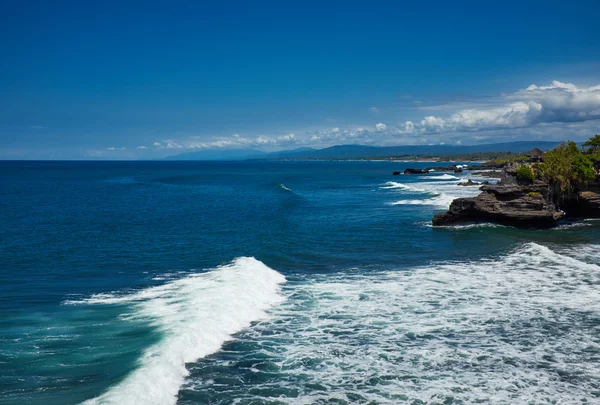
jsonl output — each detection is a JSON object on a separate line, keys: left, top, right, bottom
{"left": 131, "top": 80, "right": 600, "bottom": 157}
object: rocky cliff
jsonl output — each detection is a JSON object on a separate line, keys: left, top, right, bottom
{"left": 433, "top": 172, "right": 600, "bottom": 228}
{"left": 432, "top": 181, "right": 564, "bottom": 228}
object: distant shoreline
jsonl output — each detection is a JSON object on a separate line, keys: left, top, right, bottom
{"left": 256, "top": 158, "right": 488, "bottom": 163}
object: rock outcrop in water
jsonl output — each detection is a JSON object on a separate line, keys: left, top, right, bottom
{"left": 561, "top": 190, "right": 600, "bottom": 218}
{"left": 432, "top": 181, "right": 564, "bottom": 228}
{"left": 432, "top": 138, "right": 600, "bottom": 228}
{"left": 433, "top": 163, "right": 600, "bottom": 228}
{"left": 457, "top": 179, "right": 489, "bottom": 186}
{"left": 403, "top": 168, "right": 430, "bottom": 174}
{"left": 577, "top": 191, "right": 600, "bottom": 216}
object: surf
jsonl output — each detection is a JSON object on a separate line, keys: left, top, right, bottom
{"left": 179, "top": 243, "right": 600, "bottom": 404}
{"left": 426, "top": 174, "right": 460, "bottom": 180}
{"left": 69, "top": 257, "right": 286, "bottom": 405}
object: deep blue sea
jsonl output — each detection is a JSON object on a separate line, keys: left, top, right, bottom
{"left": 1, "top": 160, "right": 599, "bottom": 405}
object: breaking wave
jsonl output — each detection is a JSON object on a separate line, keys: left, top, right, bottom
{"left": 428, "top": 174, "right": 460, "bottom": 180}
{"left": 380, "top": 181, "right": 428, "bottom": 193}
{"left": 68, "top": 257, "right": 286, "bottom": 405}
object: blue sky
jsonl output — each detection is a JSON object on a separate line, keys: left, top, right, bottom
{"left": 1, "top": 1, "right": 599, "bottom": 159}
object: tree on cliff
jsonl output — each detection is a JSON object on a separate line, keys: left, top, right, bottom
{"left": 537, "top": 141, "right": 595, "bottom": 198}
{"left": 583, "top": 134, "right": 600, "bottom": 154}
{"left": 582, "top": 134, "right": 600, "bottom": 170}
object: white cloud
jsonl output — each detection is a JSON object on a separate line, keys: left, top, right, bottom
{"left": 375, "top": 122, "right": 387, "bottom": 131}
{"left": 232, "top": 134, "right": 247, "bottom": 142}
{"left": 185, "top": 140, "right": 234, "bottom": 149}
{"left": 152, "top": 140, "right": 184, "bottom": 149}
{"left": 165, "top": 140, "right": 183, "bottom": 149}
{"left": 255, "top": 135, "right": 276, "bottom": 144}
{"left": 401, "top": 80, "right": 600, "bottom": 135}
{"left": 137, "top": 145, "right": 147, "bottom": 150}
{"left": 107, "top": 147, "right": 116, "bottom": 151}
{"left": 278, "top": 133, "right": 296, "bottom": 142}
{"left": 152, "top": 134, "right": 290, "bottom": 151}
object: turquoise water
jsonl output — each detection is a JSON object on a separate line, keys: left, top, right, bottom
{"left": 1, "top": 160, "right": 599, "bottom": 404}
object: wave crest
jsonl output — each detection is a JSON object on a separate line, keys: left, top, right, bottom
{"left": 77, "top": 257, "right": 286, "bottom": 405}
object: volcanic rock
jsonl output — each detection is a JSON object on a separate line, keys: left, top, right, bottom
{"left": 432, "top": 181, "right": 564, "bottom": 228}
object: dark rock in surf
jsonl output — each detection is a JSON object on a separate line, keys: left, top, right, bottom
{"left": 472, "top": 170, "right": 506, "bottom": 179}
{"left": 577, "top": 191, "right": 600, "bottom": 217}
{"left": 403, "top": 168, "right": 430, "bottom": 175}
{"left": 457, "top": 179, "right": 480, "bottom": 186}
{"left": 432, "top": 181, "right": 564, "bottom": 228}
{"left": 561, "top": 190, "right": 600, "bottom": 218}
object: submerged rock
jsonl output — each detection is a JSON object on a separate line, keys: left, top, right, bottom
{"left": 432, "top": 181, "right": 564, "bottom": 228}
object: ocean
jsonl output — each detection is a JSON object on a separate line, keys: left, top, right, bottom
{"left": 1, "top": 160, "right": 598, "bottom": 405}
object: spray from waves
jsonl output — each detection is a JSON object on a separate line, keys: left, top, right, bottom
{"left": 426, "top": 174, "right": 460, "bottom": 180}
{"left": 379, "top": 181, "right": 427, "bottom": 193}
{"left": 419, "top": 221, "right": 505, "bottom": 229}
{"left": 279, "top": 183, "right": 292, "bottom": 192}
{"left": 384, "top": 173, "right": 487, "bottom": 208}
{"left": 179, "top": 243, "right": 600, "bottom": 404}
{"left": 380, "top": 180, "right": 451, "bottom": 207}
{"left": 66, "top": 257, "right": 286, "bottom": 405}
{"left": 389, "top": 194, "right": 454, "bottom": 207}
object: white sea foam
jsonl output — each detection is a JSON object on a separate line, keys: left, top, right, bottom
{"left": 420, "top": 221, "right": 505, "bottom": 229}
{"left": 553, "top": 221, "right": 593, "bottom": 230}
{"left": 427, "top": 174, "right": 460, "bottom": 180}
{"left": 72, "top": 257, "right": 286, "bottom": 405}
{"left": 279, "top": 183, "right": 292, "bottom": 192}
{"left": 181, "top": 243, "right": 600, "bottom": 404}
{"left": 389, "top": 194, "right": 455, "bottom": 207}
{"left": 382, "top": 171, "right": 492, "bottom": 209}
{"left": 380, "top": 181, "right": 427, "bottom": 193}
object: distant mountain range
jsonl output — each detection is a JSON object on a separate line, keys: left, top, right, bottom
{"left": 164, "top": 141, "right": 563, "bottom": 161}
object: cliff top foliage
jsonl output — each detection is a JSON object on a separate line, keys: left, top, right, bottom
{"left": 516, "top": 165, "right": 535, "bottom": 181}
{"left": 536, "top": 136, "right": 598, "bottom": 196}
{"left": 583, "top": 134, "right": 600, "bottom": 154}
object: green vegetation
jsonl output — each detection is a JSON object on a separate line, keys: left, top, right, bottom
{"left": 488, "top": 154, "right": 528, "bottom": 165}
{"left": 586, "top": 153, "right": 600, "bottom": 170}
{"left": 582, "top": 134, "right": 600, "bottom": 154}
{"left": 537, "top": 140, "right": 596, "bottom": 196}
{"left": 516, "top": 165, "right": 535, "bottom": 181}
{"left": 527, "top": 191, "right": 542, "bottom": 197}
{"left": 581, "top": 135, "right": 600, "bottom": 170}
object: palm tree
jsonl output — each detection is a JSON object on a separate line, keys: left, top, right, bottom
{"left": 582, "top": 134, "right": 600, "bottom": 154}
